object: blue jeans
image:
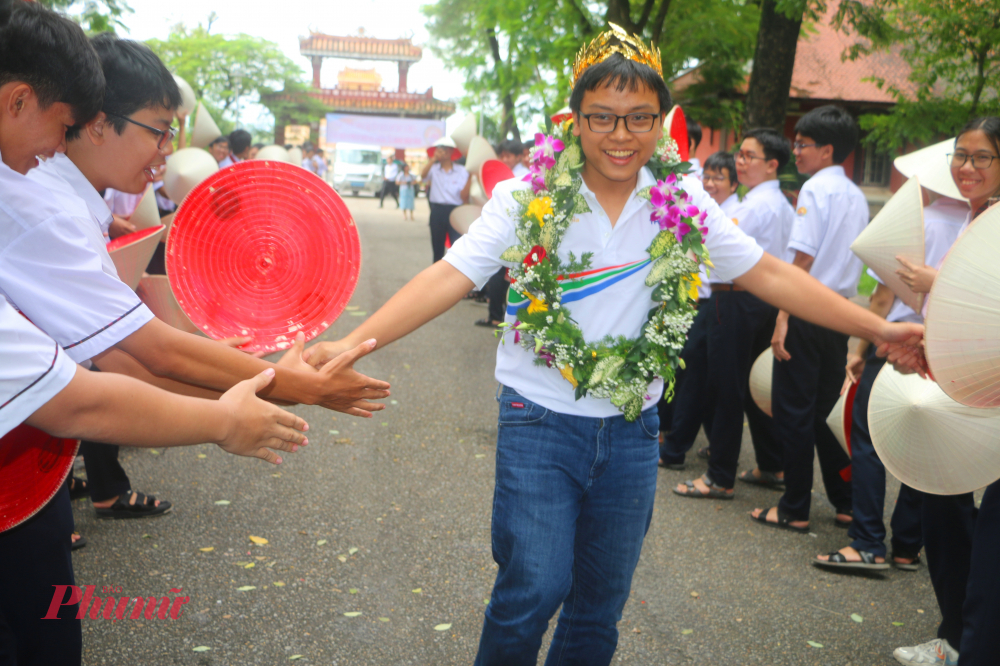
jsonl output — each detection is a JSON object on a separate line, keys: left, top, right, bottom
{"left": 474, "top": 387, "right": 660, "bottom": 666}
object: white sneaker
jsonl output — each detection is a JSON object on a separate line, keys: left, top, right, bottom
{"left": 893, "top": 638, "right": 959, "bottom": 665}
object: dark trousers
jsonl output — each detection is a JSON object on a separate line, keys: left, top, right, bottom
{"left": 959, "top": 480, "right": 1000, "bottom": 664}
{"left": 773, "top": 316, "right": 852, "bottom": 521}
{"left": 79, "top": 440, "right": 130, "bottom": 503}
{"left": 923, "top": 492, "right": 976, "bottom": 650}
{"left": 705, "top": 290, "right": 782, "bottom": 488}
{"left": 429, "top": 202, "right": 461, "bottom": 263}
{"left": 380, "top": 180, "right": 399, "bottom": 207}
{"left": 0, "top": 486, "right": 81, "bottom": 666}
{"left": 660, "top": 302, "right": 713, "bottom": 463}
{"left": 486, "top": 269, "right": 508, "bottom": 323}
{"left": 847, "top": 349, "right": 923, "bottom": 558}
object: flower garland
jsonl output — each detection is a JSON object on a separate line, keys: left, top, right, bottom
{"left": 497, "top": 120, "right": 710, "bottom": 421}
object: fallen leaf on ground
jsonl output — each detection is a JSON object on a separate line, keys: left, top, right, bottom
{"left": 197, "top": 454, "right": 207, "bottom": 459}
{"left": 271, "top": 473, "right": 281, "bottom": 478}
{"left": 412, "top": 588, "right": 422, "bottom": 594}
{"left": 349, "top": 311, "right": 367, "bottom": 317}
{"left": 214, "top": 500, "right": 230, "bottom": 505}
{"left": 316, "top": 539, "right": 327, "bottom": 546}
{"left": 337, "top": 555, "right": 347, "bottom": 563}
{"left": 289, "top": 656, "right": 303, "bottom": 661}
{"left": 149, "top": 449, "right": 160, "bottom": 455}
{"left": 345, "top": 306, "right": 359, "bottom": 311}
{"left": 192, "top": 646, "right": 211, "bottom": 652}
{"left": 390, "top": 400, "right": 398, "bottom": 405}
{"left": 142, "top": 534, "right": 151, "bottom": 539}
{"left": 851, "top": 613, "right": 863, "bottom": 623}
{"left": 199, "top": 547, "right": 214, "bottom": 552}
{"left": 434, "top": 623, "right": 452, "bottom": 631}
{"left": 807, "top": 641, "right": 823, "bottom": 648}
{"left": 273, "top": 582, "right": 285, "bottom": 587}
{"left": 343, "top": 612, "right": 362, "bottom": 617}
{"left": 236, "top": 586, "right": 256, "bottom": 592}
{"left": 893, "top": 621, "right": 904, "bottom": 626}
{"left": 379, "top": 617, "right": 390, "bottom": 622}
{"left": 349, "top": 588, "right": 358, "bottom": 594}
{"left": 681, "top": 629, "right": 693, "bottom": 635}
{"left": 244, "top": 563, "right": 255, "bottom": 569}
{"left": 249, "top": 536, "right": 269, "bottom": 545}
{"left": 917, "top": 609, "right": 925, "bottom": 614}
{"left": 475, "top": 454, "right": 486, "bottom": 458}
{"left": 690, "top": 592, "right": 699, "bottom": 598}
{"left": 329, "top": 430, "right": 339, "bottom": 435}
{"left": 349, "top": 547, "right": 358, "bottom": 555}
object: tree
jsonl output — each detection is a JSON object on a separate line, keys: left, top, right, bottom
{"left": 834, "top": 0, "right": 1000, "bottom": 151}
{"left": 741, "top": 0, "right": 807, "bottom": 131}
{"left": 38, "top": 0, "right": 132, "bottom": 34}
{"left": 147, "top": 19, "right": 304, "bottom": 134}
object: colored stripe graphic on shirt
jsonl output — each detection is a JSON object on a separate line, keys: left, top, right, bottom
{"left": 506, "top": 258, "right": 651, "bottom": 316}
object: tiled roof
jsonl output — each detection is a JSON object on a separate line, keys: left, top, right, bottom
{"left": 300, "top": 33, "right": 422, "bottom": 62}
{"left": 264, "top": 88, "right": 455, "bottom": 119}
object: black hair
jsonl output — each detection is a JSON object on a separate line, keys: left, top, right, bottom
{"left": 0, "top": 0, "right": 104, "bottom": 124}
{"left": 686, "top": 118, "right": 702, "bottom": 149}
{"left": 208, "top": 136, "right": 229, "bottom": 148}
{"left": 523, "top": 139, "right": 534, "bottom": 150}
{"left": 569, "top": 53, "right": 672, "bottom": 116}
{"left": 252, "top": 142, "right": 265, "bottom": 150}
{"left": 704, "top": 151, "right": 737, "bottom": 185}
{"left": 497, "top": 139, "right": 524, "bottom": 156}
{"left": 794, "top": 105, "right": 858, "bottom": 164}
{"left": 957, "top": 117, "right": 1000, "bottom": 159}
{"left": 228, "top": 129, "right": 252, "bottom": 155}
{"left": 742, "top": 127, "right": 791, "bottom": 169}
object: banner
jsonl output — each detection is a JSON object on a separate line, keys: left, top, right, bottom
{"left": 325, "top": 114, "right": 446, "bottom": 148}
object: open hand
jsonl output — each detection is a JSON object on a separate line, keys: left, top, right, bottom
{"left": 771, "top": 315, "right": 791, "bottom": 361}
{"left": 108, "top": 215, "right": 136, "bottom": 240}
{"left": 308, "top": 339, "right": 390, "bottom": 417}
{"left": 302, "top": 339, "right": 353, "bottom": 369}
{"left": 895, "top": 256, "right": 937, "bottom": 294}
{"left": 216, "top": 368, "right": 309, "bottom": 464}
{"left": 874, "top": 321, "right": 928, "bottom": 378}
{"left": 274, "top": 332, "right": 314, "bottom": 373}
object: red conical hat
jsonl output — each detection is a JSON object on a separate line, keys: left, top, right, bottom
{"left": 664, "top": 105, "right": 689, "bottom": 162}
{"left": 826, "top": 381, "right": 859, "bottom": 456}
{"left": 166, "top": 160, "right": 361, "bottom": 354}
{"left": 480, "top": 160, "right": 515, "bottom": 199}
{"left": 426, "top": 136, "right": 462, "bottom": 161}
{"left": 0, "top": 425, "right": 79, "bottom": 533}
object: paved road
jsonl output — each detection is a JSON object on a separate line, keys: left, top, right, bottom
{"left": 74, "top": 195, "right": 942, "bottom": 665}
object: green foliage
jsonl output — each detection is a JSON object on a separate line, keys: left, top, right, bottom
{"left": 834, "top": 0, "right": 1000, "bottom": 151}
{"left": 38, "top": 0, "right": 132, "bottom": 34}
{"left": 257, "top": 79, "right": 329, "bottom": 133}
{"left": 857, "top": 267, "right": 877, "bottom": 297}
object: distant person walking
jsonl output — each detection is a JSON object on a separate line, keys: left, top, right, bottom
{"left": 421, "top": 137, "right": 469, "bottom": 262}
{"left": 397, "top": 163, "right": 416, "bottom": 221}
{"left": 381, "top": 157, "right": 401, "bottom": 208}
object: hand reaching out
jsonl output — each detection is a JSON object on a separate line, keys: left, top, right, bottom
{"left": 874, "top": 321, "right": 928, "bottom": 378}
{"left": 303, "top": 339, "right": 390, "bottom": 417}
{"left": 216, "top": 368, "right": 309, "bottom": 464}
{"left": 274, "top": 332, "right": 314, "bottom": 373}
{"left": 895, "top": 256, "right": 938, "bottom": 294}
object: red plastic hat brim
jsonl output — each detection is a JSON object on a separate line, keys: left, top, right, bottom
{"left": 166, "top": 161, "right": 361, "bottom": 354}
{"left": 480, "top": 160, "right": 516, "bottom": 199}
{"left": 427, "top": 147, "right": 462, "bottom": 161}
{"left": 842, "top": 379, "right": 859, "bottom": 457}
{"left": 105, "top": 224, "right": 165, "bottom": 251}
{"left": 0, "top": 425, "right": 78, "bottom": 533}
{"left": 665, "top": 105, "right": 689, "bottom": 162}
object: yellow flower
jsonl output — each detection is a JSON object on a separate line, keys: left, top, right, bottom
{"left": 592, "top": 350, "right": 597, "bottom": 359}
{"left": 525, "top": 292, "right": 548, "bottom": 314}
{"left": 559, "top": 365, "right": 578, "bottom": 388}
{"left": 527, "top": 197, "right": 554, "bottom": 226}
{"left": 680, "top": 272, "right": 701, "bottom": 301}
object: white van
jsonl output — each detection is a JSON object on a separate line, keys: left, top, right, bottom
{"left": 330, "top": 143, "right": 384, "bottom": 197}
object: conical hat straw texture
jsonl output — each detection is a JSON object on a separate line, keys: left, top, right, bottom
{"left": 129, "top": 185, "right": 160, "bottom": 231}
{"left": 137, "top": 275, "right": 200, "bottom": 334}
{"left": 749, "top": 348, "right": 774, "bottom": 417}
{"left": 925, "top": 203, "right": 1000, "bottom": 406}
{"left": 191, "top": 102, "right": 222, "bottom": 149}
{"left": 826, "top": 382, "right": 859, "bottom": 456}
{"left": 449, "top": 204, "right": 484, "bottom": 235}
{"left": 850, "top": 176, "right": 925, "bottom": 312}
{"left": 108, "top": 226, "right": 165, "bottom": 290}
{"left": 894, "top": 138, "right": 965, "bottom": 201}
{"left": 468, "top": 177, "right": 487, "bottom": 207}
{"left": 869, "top": 363, "right": 1000, "bottom": 495}
{"left": 466, "top": 136, "right": 497, "bottom": 176}
{"left": 254, "top": 145, "right": 291, "bottom": 163}
{"left": 164, "top": 148, "right": 218, "bottom": 203}
{"left": 451, "top": 114, "right": 478, "bottom": 156}
{"left": 173, "top": 75, "right": 196, "bottom": 117}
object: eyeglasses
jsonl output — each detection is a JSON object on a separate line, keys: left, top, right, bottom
{"left": 580, "top": 112, "right": 659, "bottom": 133}
{"left": 792, "top": 142, "right": 817, "bottom": 151}
{"left": 106, "top": 112, "right": 177, "bottom": 151}
{"left": 948, "top": 152, "right": 999, "bottom": 170}
{"left": 703, "top": 173, "right": 731, "bottom": 184}
{"left": 736, "top": 151, "right": 766, "bottom": 163}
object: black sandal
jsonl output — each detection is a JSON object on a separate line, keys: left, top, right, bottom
{"left": 891, "top": 552, "right": 922, "bottom": 571}
{"left": 738, "top": 469, "right": 785, "bottom": 489}
{"left": 95, "top": 491, "right": 172, "bottom": 519}
{"left": 813, "top": 549, "right": 889, "bottom": 571}
{"left": 673, "top": 474, "right": 734, "bottom": 500}
{"left": 68, "top": 475, "right": 89, "bottom": 500}
{"left": 749, "top": 506, "right": 809, "bottom": 533}
{"left": 71, "top": 533, "right": 88, "bottom": 551}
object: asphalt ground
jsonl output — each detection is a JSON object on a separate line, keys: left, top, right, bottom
{"left": 72, "top": 194, "right": 944, "bottom": 665}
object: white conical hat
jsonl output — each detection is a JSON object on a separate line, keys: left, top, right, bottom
{"left": 465, "top": 136, "right": 497, "bottom": 176}
{"left": 254, "top": 145, "right": 291, "bottom": 163}
{"left": 894, "top": 138, "right": 965, "bottom": 201}
{"left": 869, "top": 363, "right": 1000, "bottom": 495}
{"left": 129, "top": 185, "right": 160, "bottom": 231}
{"left": 172, "top": 75, "right": 196, "bottom": 117}
{"left": 450, "top": 114, "right": 478, "bottom": 156}
{"left": 108, "top": 226, "right": 165, "bottom": 290}
{"left": 136, "top": 275, "right": 200, "bottom": 334}
{"left": 826, "top": 382, "right": 860, "bottom": 456}
{"left": 850, "top": 176, "right": 925, "bottom": 312}
{"left": 449, "top": 204, "right": 484, "bottom": 235}
{"left": 925, "top": 203, "right": 1000, "bottom": 407}
{"left": 191, "top": 102, "right": 223, "bottom": 149}
{"left": 287, "top": 146, "right": 304, "bottom": 166}
{"left": 163, "top": 148, "right": 218, "bottom": 203}
{"left": 468, "top": 176, "right": 487, "bottom": 206}
{"left": 749, "top": 348, "right": 774, "bottom": 417}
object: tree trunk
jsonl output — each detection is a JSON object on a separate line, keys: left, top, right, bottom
{"left": 488, "top": 27, "right": 521, "bottom": 141}
{"left": 743, "top": 0, "right": 803, "bottom": 132}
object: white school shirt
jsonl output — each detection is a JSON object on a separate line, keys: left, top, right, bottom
{"left": 710, "top": 180, "right": 795, "bottom": 285}
{"left": 788, "top": 165, "right": 869, "bottom": 297}
{"left": 427, "top": 163, "right": 469, "bottom": 206}
{"left": 313, "top": 155, "right": 327, "bottom": 177}
{"left": 0, "top": 296, "right": 77, "bottom": 438}
{"left": 103, "top": 188, "right": 142, "bottom": 220}
{"left": 444, "top": 166, "right": 763, "bottom": 418}
{"left": 2, "top": 154, "right": 155, "bottom": 363}
{"left": 218, "top": 154, "right": 240, "bottom": 169}
{"left": 689, "top": 157, "right": 703, "bottom": 180}
{"left": 512, "top": 163, "right": 530, "bottom": 179}
{"left": 869, "top": 196, "right": 969, "bottom": 324}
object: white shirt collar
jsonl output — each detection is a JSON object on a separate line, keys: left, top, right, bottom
{"left": 813, "top": 164, "right": 846, "bottom": 180}
{"left": 745, "top": 178, "right": 781, "bottom": 198}
{"left": 45, "top": 153, "right": 112, "bottom": 227}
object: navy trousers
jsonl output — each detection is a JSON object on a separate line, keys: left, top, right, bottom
{"left": 923, "top": 492, "right": 976, "bottom": 650}
{"left": 660, "top": 302, "right": 713, "bottom": 464}
{"left": 958, "top": 480, "right": 1000, "bottom": 664}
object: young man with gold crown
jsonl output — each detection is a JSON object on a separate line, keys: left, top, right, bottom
{"left": 303, "top": 25, "right": 926, "bottom": 665}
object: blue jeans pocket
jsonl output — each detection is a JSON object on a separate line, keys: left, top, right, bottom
{"left": 498, "top": 389, "right": 549, "bottom": 426}
{"left": 637, "top": 408, "right": 660, "bottom": 440}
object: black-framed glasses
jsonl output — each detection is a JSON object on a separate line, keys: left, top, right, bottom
{"left": 736, "top": 150, "right": 766, "bottom": 163}
{"left": 106, "top": 112, "right": 177, "bottom": 150}
{"left": 792, "top": 141, "right": 817, "bottom": 151}
{"left": 703, "top": 173, "right": 730, "bottom": 184}
{"left": 948, "top": 152, "right": 999, "bottom": 170}
{"left": 580, "top": 112, "right": 659, "bottom": 133}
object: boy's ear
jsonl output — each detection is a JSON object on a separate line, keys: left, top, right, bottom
{"left": 571, "top": 112, "right": 582, "bottom": 137}
{"left": 84, "top": 112, "right": 108, "bottom": 145}
{"left": 819, "top": 143, "right": 835, "bottom": 163}
{"left": 5, "top": 83, "right": 33, "bottom": 118}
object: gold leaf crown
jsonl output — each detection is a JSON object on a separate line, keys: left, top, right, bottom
{"left": 571, "top": 23, "right": 663, "bottom": 85}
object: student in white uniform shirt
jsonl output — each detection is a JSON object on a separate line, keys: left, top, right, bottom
{"left": 752, "top": 105, "right": 870, "bottom": 533}
{"left": 302, "top": 48, "right": 925, "bottom": 663}
{"left": 421, "top": 137, "right": 470, "bottom": 262}
{"left": 218, "top": 128, "right": 251, "bottom": 168}
{"left": 673, "top": 128, "right": 795, "bottom": 499}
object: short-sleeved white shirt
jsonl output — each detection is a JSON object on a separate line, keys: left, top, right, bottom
{"left": 870, "top": 196, "right": 970, "bottom": 323}
{"left": 788, "top": 165, "right": 869, "bottom": 297}
{"left": 103, "top": 188, "right": 142, "bottom": 221}
{"left": 444, "top": 166, "right": 763, "bottom": 417}
{"left": 711, "top": 179, "right": 794, "bottom": 284}
{"left": 512, "top": 163, "right": 530, "bottom": 179}
{"left": 2, "top": 154, "right": 155, "bottom": 363}
{"left": 427, "top": 163, "right": 469, "bottom": 206}
{"left": 0, "top": 296, "right": 77, "bottom": 438}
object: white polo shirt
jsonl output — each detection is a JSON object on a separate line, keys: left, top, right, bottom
{"left": 427, "top": 163, "right": 469, "bottom": 206}
{"left": 788, "top": 165, "right": 869, "bottom": 297}
{"left": 444, "top": 166, "right": 763, "bottom": 417}
{"left": 711, "top": 179, "right": 795, "bottom": 284}
{"left": 1, "top": 154, "right": 154, "bottom": 363}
